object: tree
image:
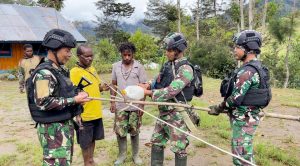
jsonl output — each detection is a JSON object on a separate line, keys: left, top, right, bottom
{"left": 268, "top": 1, "right": 298, "bottom": 88}
{"left": 112, "top": 30, "right": 131, "bottom": 47}
{"left": 94, "top": 38, "right": 119, "bottom": 63}
{"left": 195, "top": 0, "right": 201, "bottom": 41}
{"left": 262, "top": 0, "right": 268, "bottom": 30}
{"left": 282, "top": 0, "right": 298, "bottom": 88}
{"left": 229, "top": 1, "right": 241, "bottom": 32}
{"left": 94, "top": 0, "right": 135, "bottom": 39}
{"left": 190, "top": 39, "right": 236, "bottom": 79}
{"left": 177, "top": 0, "right": 181, "bottom": 32}
{"left": 248, "top": 0, "right": 254, "bottom": 29}
{"left": 37, "top": 0, "right": 64, "bottom": 11}
{"left": 0, "top": 0, "right": 36, "bottom": 5}
{"left": 128, "top": 29, "right": 159, "bottom": 63}
{"left": 144, "top": 0, "right": 178, "bottom": 38}
{"left": 240, "top": 0, "right": 245, "bottom": 30}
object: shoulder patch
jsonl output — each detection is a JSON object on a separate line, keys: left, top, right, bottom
{"left": 36, "top": 80, "right": 50, "bottom": 98}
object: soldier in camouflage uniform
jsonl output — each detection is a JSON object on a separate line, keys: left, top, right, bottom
{"left": 26, "top": 29, "right": 90, "bottom": 166}
{"left": 209, "top": 30, "right": 270, "bottom": 166}
{"left": 140, "top": 33, "right": 194, "bottom": 166}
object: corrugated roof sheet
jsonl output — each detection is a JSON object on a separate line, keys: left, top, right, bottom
{"left": 0, "top": 4, "right": 86, "bottom": 42}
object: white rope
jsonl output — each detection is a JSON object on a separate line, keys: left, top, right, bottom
{"left": 128, "top": 104, "right": 257, "bottom": 166}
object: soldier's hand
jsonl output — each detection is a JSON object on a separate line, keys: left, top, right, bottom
{"left": 110, "top": 102, "right": 116, "bottom": 113}
{"left": 138, "top": 83, "right": 150, "bottom": 90}
{"left": 208, "top": 104, "right": 223, "bottom": 116}
{"left": 74, "top": 92, "right": 90, "bottom": 104}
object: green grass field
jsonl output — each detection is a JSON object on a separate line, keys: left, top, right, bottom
{"left": 0, "top": 70, "right": 299, "bottom": 166}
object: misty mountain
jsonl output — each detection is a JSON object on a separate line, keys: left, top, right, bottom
{"left": 73, "top": 19, "right": 151, "bottom": 40}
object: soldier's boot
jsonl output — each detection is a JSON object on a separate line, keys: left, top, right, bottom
{"left": 114, "top": 136, "right": 127, "bottom": 166}
{"left": 175, "top": 153, "right": 187, "bottom": 166}
{"left": 131, "top": 135, "right": 143, "bottom": 165}
{"left": 151, "top": 145, "right": 164, "bottom": 166}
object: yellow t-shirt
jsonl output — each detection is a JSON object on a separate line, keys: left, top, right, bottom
{"left": 70, "top": 66, "right": 103, "bottom": 121}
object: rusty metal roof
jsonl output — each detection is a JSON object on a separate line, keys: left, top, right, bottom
{"left": 0, "top": 4, "right": 86, "bottom": 42}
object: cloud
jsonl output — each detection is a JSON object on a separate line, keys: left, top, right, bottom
{"left": 60, "top": 0, "right": 202, "bottom": 24}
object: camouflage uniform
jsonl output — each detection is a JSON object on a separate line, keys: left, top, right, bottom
{"left": 114, "top": 110, "right": 141, "bottom": 137}
{"left": 225, "top": 59, "right": 261, "bottom": 166}
{"left": 33, "top": 60, "right": 76, "bottom": 166}
{"left": 151, "top": 57, "right": 193, "bottom": 156}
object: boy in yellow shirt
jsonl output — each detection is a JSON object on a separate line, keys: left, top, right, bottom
{"left": 70, "top": 44, "right": 109, "bottom": 166}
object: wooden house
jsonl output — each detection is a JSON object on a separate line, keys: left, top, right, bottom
{"left": 0, "top": 4, "right": 86, "bottom": 71}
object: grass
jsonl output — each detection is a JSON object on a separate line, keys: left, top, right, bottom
{"left": 0, "top": 142, "right": 42, "bottom": 166}
{"left": 255, "top": 141, "right": 300, "bottom": 166}
{"left": 15, "top": 142, "right": 42, "bottom": 166}
{"left": 281, "top": 102, "right": 300, "bottom": 108}
{"left": 142, "top": 105, "right": 159, "bottom": 126}
{"left": 1, "top": 70, "right": 300, "bottom": 165}
{"left": 282, "top": 135, "right": 295, "bottom": 144}
{"left": 0, "top": 154, "right": 17, "bottom": 166}
{"left": 193, "top": 141, "right": 208, "bottom": 148}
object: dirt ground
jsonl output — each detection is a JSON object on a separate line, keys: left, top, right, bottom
{"left": 0, "top": 80, "right": 299, "bottom": 166}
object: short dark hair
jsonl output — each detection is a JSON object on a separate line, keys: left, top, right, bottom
{"left": 23, "top": 44, "right": 33, "bottom": 50}
{"left": 118, "top": 42, "right": 136, "bottom": 53}
{"left": 77, "top": 43, "right": 91, "bottom": 56}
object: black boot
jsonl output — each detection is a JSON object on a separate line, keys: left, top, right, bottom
{"left": 175, "top": 153, "right": 187, "bottom": 166}
{"left": 151, "top": 145, "right": 164, "bottom": 166}
{"left": 131, "top": 135, "right": 142, "bottom": 165}
{"left": 114, "top": 136, "right": 127, "bottom": 165}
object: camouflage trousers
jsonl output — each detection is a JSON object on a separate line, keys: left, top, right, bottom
{"left": 230, "top": 116, "right": 259, "bottom": 166}
{"left": 114, "top": 110, "right": 141, "bottom": 137}
{"left": 19, "top": 79, "right": 25, "bottom": 92}
{"left": 151, "top": 109, "right": 190, "bottom": 156}
{"left": 37, "top": 120, "right": 74, "bottom": 166}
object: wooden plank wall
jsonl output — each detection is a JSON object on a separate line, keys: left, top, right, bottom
{"left": 0, "top": 43, "right": 23, "bottom": 70}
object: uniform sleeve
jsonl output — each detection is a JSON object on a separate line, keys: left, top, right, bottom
{"left": 152, "top": 65, "right": 194, "bottom": 102}
{"left": 225, "top": 69, "right": 256, "bottom": 108}
{"left": 33, "top": 69, "right": 75, "bottom": 111}
{"left": 18, "top": 60, "right": 25, "bottom": 90}
{"left": 138, "top": 65, "right": 147, "bottom": 83}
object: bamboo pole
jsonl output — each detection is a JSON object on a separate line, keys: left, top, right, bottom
{"left": 88, "top": 97, "right": 300, "bottom": 122}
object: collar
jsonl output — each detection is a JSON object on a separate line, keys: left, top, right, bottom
{"left": 45, "top": 58, "right": 63, "bottom": 71}
{"left": 174, "top": 57, "right": 187, "bottom": 65}
{"left": 243, "top": 58, "right": 258, "bottom": 66}
{"left": 23, "top": 55, "right": 33, "bottom": 59}
{"left": 76, "top": 62, "right": 91, "bottom": 70}
{"left": 121, "top": 60, "right": 138, "bottom": 68}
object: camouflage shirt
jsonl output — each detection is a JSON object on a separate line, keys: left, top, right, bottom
{"left": 225, "top": 59, "right": 261, "bottom": 120}
{"left": 152, "top": 57, "right": 194, "bottom": 112}
{"left": 32, "top": 59, "right": 75, "bottom": 111}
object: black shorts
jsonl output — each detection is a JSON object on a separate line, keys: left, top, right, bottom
{"left": 77, "top": 118, "right": 104, "bottom": 149}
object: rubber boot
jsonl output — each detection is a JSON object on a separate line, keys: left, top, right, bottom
{"left": 175, "top": 153, "right": 187, "bottom": 166}
{"left": 114, "top": 136, "right": 127, "bottom": 166}
{"left": 151, "top": 145, "right": 164, "bottom": 166}
{"left": 131, "top": 135, "right": 143, "bottom": 165}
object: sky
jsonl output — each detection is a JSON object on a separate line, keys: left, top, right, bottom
{"left": 60, "top": 0, "right": 196, "bottom": 24}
